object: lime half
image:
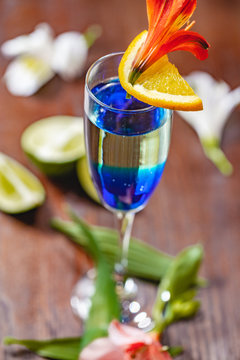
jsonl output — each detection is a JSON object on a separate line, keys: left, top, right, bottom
{"left": 77, "top": 156, "right": 100, "bottom": 203}
{"left": 0, "top": 153, "right": 45, "bottom": 214}
{"left": 21, "top": 116, "right": 85, "bottom": 176}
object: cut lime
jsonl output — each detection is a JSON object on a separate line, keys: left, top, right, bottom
{"left": 77, "top": 156, "right": 100, "bottom": 203}
{"left": 21, "top": 116, "right": 85, "bottom": 176}
{"left": 0, "top": 153, "right": 45, "bottom": 214}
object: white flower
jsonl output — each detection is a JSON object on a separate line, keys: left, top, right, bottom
{"left": 4, "top": 55, "right": 54, "bottom": 97}
{"left": 51, "top": 32, "right": 88, "bottom": 81}
{"left": 2, "top": 23, "right": 54, "bottom": 96}
{"left": 1, "top": 23, "right": 54, "bottom": 63}
{"left": 1, "top": 23, "right": 101, "bottom": 96}
{"left": 178, "top": 72, "right": 240, "bottom": 175}
{"left": 51, "top": 25, "right": 101, "bottom": 81}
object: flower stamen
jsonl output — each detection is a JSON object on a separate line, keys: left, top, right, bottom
{"left": 129, "top": 0, "right": 209, "bottom": 85}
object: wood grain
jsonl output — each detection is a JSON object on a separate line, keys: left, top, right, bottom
{"left": 0, "top": 0, "right": 240, "bottom": 359}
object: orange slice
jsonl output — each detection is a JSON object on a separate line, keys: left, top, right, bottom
{"left": 119, "top": 31, "right": 203, "bottom": 111}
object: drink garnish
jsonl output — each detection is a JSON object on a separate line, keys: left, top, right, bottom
{"left": 0, "top": 152, "right": 45, "bottom": 213}
{"left": 119, "top": 0, "right": 210, "bottom": 111}
{"left": 21, "top": 116, "right": 85, "bottom": 176}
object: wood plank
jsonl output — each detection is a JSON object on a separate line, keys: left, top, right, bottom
{"left": 0, "top": 0, "right": 239, "bottom": 359}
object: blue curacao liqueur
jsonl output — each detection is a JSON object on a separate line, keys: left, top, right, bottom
{"left": 84, "top": 79, "right": 172, "bottom": 212}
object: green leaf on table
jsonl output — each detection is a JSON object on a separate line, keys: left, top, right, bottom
{"left": 153, "top": 245, "right": 203, "bottom": 333}
{"left": 3, "top": 337, "right": 80, "bottom": 360}
{"left": 4, "top": 212, "right": 120, "bottom": 360}
{"left": 167, "top": 345, "right": 184, "bottom": 357}
{"left": 68, "top": 210, "right": 101, "bottom": 262}
{"left": 68, "top": 212, "right": 120, "bottom": 352}
{"left": 51, "top": 217, "right": 173, "bottom": 281}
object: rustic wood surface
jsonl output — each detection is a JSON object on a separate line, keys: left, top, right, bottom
{"left": 0, "top": 0, "right": 240, "bottom": 359}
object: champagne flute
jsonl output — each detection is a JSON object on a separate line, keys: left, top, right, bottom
{"left": 71, "top": 52, "right": 172, "bottom": 325}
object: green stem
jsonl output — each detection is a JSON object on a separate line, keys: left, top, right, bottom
{"left": 201, "top": 137, "right": 233, "bottom": 176}
{"left": 83, "top": 24, "right": 102, "bottom": 48}
{"left": 128, "top": 68, "right": 141, "bottom": 85}
{"left": 3, "top": 337, "right": 81, "bottom": 360}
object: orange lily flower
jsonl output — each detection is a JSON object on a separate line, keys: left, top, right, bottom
{"left": 129, "top": 0, "right": 210, "bottom": 84}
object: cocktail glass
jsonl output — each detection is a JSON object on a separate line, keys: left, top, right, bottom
{"left": 71, "top": 53, "right": 172, "bottom": 326}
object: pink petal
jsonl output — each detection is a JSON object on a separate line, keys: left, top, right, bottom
{"left": 80, "top": 337, "right": 124, "bottom": 360}
{"left": 149, "top": 342, "right": 173, "bottom": 359}
{"left": 109, "top": 320, "right": 153, "bottom": 347}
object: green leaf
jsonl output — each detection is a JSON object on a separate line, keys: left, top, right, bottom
{"left": 162, "top": 295, "right": 200, "bottom": 331}
{"left": 153, "top": 245, "right": 203, "bottom": 333}
{"left": 68, "top": 209, "right": 102, "bottom": 262}
{"left": 80, "top": 259, "right": 120, "bottom": 351}
{"left": 69, "top": 213, "right": 120, "bottom": 352}
{"left": 168, "top": 345, "right": 184, "bottom": 357}
{"left": 3, "top": 337, "right": 80, "bottom": 360}
{"left": 51, "top": 217, "right": 173, "bottom": 281}
{"left": 4, "top": 211, "right": 120, "bottom": 359}
{"left": 156, "top": 245, "right": 203, "bottom": 301}
{"left": 170, "top": 298, "right": 200, "bottom": 319}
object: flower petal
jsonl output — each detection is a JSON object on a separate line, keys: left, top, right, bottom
{"left": 178, "top": 72, "right": 240, "bottom": 138}
{"left": 109, "top": 320, "right": 153, "bottom": 347}
{"left": 149, "top": 342, "right": 173, "bottom": 359}
{"left": 125, "top": 341, "right": 173, "bottom": 360}
{"left": 133, "top": 0, "right": 198, "bottom": 71}
{"left": 80, "top": 321, "right": 173, "bottom": 360}
{"left": 4, "top": 55, "right": 54, "bottom": 96}
{"left": 133, "top": 0, "right": 173, "bottom": 72}
{"left": 159, "top": 30, "right": 209, "bottom": 60}
{"left": 130, "top": 0, "right": 209, "bottom": 82}
{"left": 80, "top": 337, "right": 123, "bottom": 360}
{"left": 177, "top": 71, "right": 240, "bottom": 176}
{"left": 51, "top": 32, "right": 88, "bottom": 81}
{"left": 1, "top": 23, "right": 54, "bottom": 63}
{"left": 146, "top": 0, "right": 172, "bottom": 33}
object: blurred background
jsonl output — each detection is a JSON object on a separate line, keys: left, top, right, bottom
{"left": 0, "top": 0, "right": 239, "bottom": 359}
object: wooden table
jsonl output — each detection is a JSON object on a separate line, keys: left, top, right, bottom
{"left": 0, "top": 0, "right": 240, "bottom": 359}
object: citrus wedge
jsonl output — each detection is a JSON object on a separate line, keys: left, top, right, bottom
{"left": 0, "top": 153, "right": 45, "bottom": 214}
{"left": 119, "top": 31, "right": 203, "bottom": 111}
{"left": 77, "top": 156, "right": 100, "bottom": 204}
{"left": 21, "top": 116, "right": 85, "bottom": 176}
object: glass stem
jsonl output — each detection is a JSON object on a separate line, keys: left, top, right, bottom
{"left": 114, "top": 211, "right": 135, "bottom": 275}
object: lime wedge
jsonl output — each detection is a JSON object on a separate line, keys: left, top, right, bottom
{"left": 77, "top": 156, "right": 100, "bottom": 203}
{"left": 21, "top": 116, "right": 85, "bottom": 176}
{"left": 0, "top": 153, "right": 45, "bottom": 213}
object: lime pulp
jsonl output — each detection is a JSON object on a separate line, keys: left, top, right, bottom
{"left": 21, "top": 116, "right": 85, "bottom": 176}
{"left": 0, "top": 152, "right": 45, "bottom": 214}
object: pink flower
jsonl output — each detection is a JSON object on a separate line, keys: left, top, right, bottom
{"left": 80, "top": 320, "right": 172, "bottom": 360}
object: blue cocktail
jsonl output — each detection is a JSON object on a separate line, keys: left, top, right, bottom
{"left": 84, "top": 53, "right": 172, "bottom": 273}
{"left": 85, "top": 79, "right": 171, "bottom": 213}
{"left": 81, "top": 53, "right": 172, "bottom": 322}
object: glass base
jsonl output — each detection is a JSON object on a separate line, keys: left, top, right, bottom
{"left": 70, "top": 269, "right": 156, "bottom": 331}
